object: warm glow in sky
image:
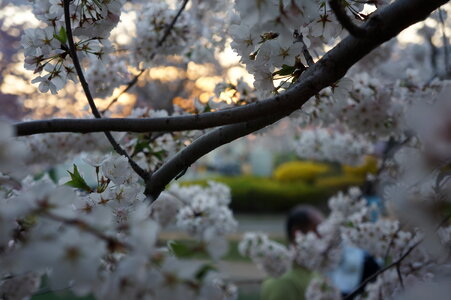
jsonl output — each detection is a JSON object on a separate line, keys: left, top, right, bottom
{"left": 1, "top": 2, "right": 448, "bottom": 119}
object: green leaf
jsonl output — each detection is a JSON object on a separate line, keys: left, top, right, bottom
{"left": 151, "top": 150, "right": 167, "bottom": 161}
{"left": 273, "top": 64, "right": 296, "bottom": 76}
{"left": 65, "top": 164, "right": 92, "bottom": 192}
{"left": 195, "top": 263, "right": 217, "bottom": 280}
{"left": 54, "top": 27, "right": 67, "bottom": 44}
{"left": 131, "top": 140, "right": 150, "bottom": 156}
{"left": 47, "top": 168, "right": 58, "bottom": 183}
{"left": 168, "top": 240, "right": 193, "bottom": 257}
{"left": 344, "top": 221, "right": 354, "bottom": 228}
{"left": 203, "top": 103, "right": 211, "bottom": 113}
{"left": 167, "top": 240, "right": 206, "bottom": 258}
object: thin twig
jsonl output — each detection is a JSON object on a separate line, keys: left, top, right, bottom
{"left": 383, "top": 225, "right": 404, "bottom": 262}
{"left": 102, "top": 0, "right": 190, "bottom": 113}
{"left": 424, "top": 27, "right": 439, "bottom": 76}
{"left": 294, "top": 30, "right": 315, "bottom": 67}
{"left": 395, "top": 261, "right": 405, "bottom": 290}
{"left": 438, "top": 8, "right": 450, "bottom": 76}
{"left": 17, "top": 0, "right": 450, "bottom": 198}
{"left": 102, "top": 69, "right": 145, "bottom": 113}
{"left": 329, "top": 0, "right": 369, "bottom": 38}
{"left": 344, "top": 240, "right": 417, "bottom": 299}
{"left": 344, "top": 214, "right": 451, "bottom": 300}
{"left": 63, "top": 0, "right": 148, "bottom": 181}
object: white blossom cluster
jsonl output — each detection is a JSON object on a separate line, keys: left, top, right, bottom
{"left": 169, "top": 181, "right": 238, "bottom": 259}
{"left": 10, "top": 0, "right": 451, "bottom": 299}
{"left": 291, "top": 188, "right": 367, "bottom": 273}
{"left": 131, "top": 2, "right": 194, "bottom": 67}
{"left": 23, "top": 0, "right": 125, "bottom": 94}
{"left": 342, "top": 219, "right": 417, "bottom": 260}
{"left": 239, "top": 188, "right": 369, "bottom": 278}
{"left": 86, "top": 57, "right": 130, "bottom": 98}
{"left": 0, "top": 139, "right": 237, "bottom": 300}
{"left": 238, "top": 232, "right": 292, "bottom": 277}
{"left": 294, "top": 127, "right": 373, "bottom": 166}
{"left": 301, "top": 73, "right": 407, "bottom": 141}
{"left": 185, "top": 0, "right": 234, "bottom": 63}
{"left": 230, "top": 0, "right": 376, "bottom": 96}
{"left": 30, "top": 0, "right": 125, "bottom": 39}
{"left": 241, "top": 185, "right": 451, "bottom": 299}
{"left": 19, "top": 131, "right": 112, "bottom": 170}
{"left": 293, "top": 224, "right": 343, "bottom": 273}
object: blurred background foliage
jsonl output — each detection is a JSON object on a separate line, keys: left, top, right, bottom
{"left": 181, "top": 156, "right": 378, "bottom": 213}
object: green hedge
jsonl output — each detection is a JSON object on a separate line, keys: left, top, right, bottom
{"left": 315, "top": 175, "right": 365, "bottom": 190}
{"left": 180, "top": 176, "right": 340, "bottom": 212}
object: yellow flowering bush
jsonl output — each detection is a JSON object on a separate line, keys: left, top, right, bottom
{"left": 273, "top": 161, "right": 331, "bottom": 183}
{"left": 342, "top": 156, "right": 378, "bottom": 178}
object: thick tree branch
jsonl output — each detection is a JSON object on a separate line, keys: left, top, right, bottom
{"left": 63, "top": 0, "right": 149, "bottom": 181}
{"left": 145, "top": 113, "right": 285, "bottom": 198}
{"left": 146, "top": 0, "right": 449, "bottom": 198}
{"left": 16, "top": 0, "right": 448, "bottom": 138}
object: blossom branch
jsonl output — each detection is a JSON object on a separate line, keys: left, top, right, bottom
{"left": 344, "top": 214, "right": 451, "bottom": 300}
{"left": 63, "top": 0, "right": 149, "bottom": 181}
{"left": 16, "top": 0, "right": 448, "bottom": 138}
{"left": 144, "top": 0, "right": 450, "bottom": 198}
{"left": 344, "top": 239, "right": 421, "bottom": 300}
{"left": 145, "top": 113, "right": 284, "bottom": 198}
{"left": 102, "top": 0, "right": 190, "bottom": 113}
{"left": 42, "top": 211, "right": 131, "bottom": 252}
{"left": 14, "top": 0, "right": 449, "bottom": 198}
{"left": 329, "top": 0, "right": 369, "bottom": 38}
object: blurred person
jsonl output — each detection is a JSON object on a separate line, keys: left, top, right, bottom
{"left": 261, "top": 205, "right": 323, "bottom": 300}
{"left": 261, "top": 204, "right": 380, "bottom": 300}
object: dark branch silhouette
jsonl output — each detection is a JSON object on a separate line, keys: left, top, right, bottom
{"left": 17, "top": 0, "right": 450, "bottom": 199}
{"left": 63, "top": 0, "right": 149, "bottom": 181}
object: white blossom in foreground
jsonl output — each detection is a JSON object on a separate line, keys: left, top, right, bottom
{"left": 0, "top": 273, "right": 41, "bottom": 300}
{"left": 19, "top": 131, "right": 112, "bottom": 170}
{"left": 0, "top": 151, "right": 237, "bottom": 300}
{"left": 238, "top": 232, "right": 292, "bottom": 277}
{"left": 293, "top": 220, "right": 342, "bottom": 273}
{"left": 169, "top": 181, "right": 237, "bottom": 259}
{"left": 7, "top": 0, "right": 451, "bottom": 299}
{"left": 0, "top": 122, "right": 27, "bottom": 176}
